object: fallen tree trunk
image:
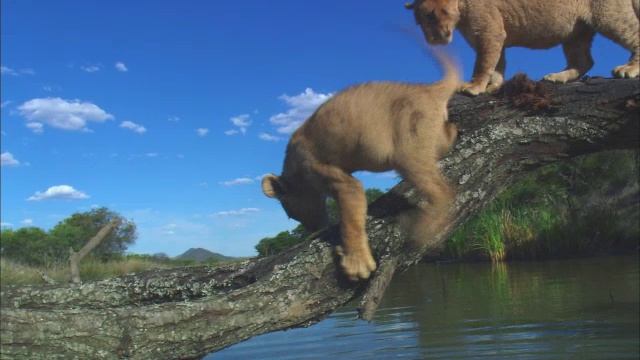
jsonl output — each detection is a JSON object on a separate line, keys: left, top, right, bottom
{"left": 1, "top": 77, "right": 638, "bottom": 360}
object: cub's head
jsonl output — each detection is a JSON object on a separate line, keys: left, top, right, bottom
{"left": 262, "top": 174, "right": 328, "bottom": 232}
{"left": 405, "top": 0, "right": 460, "bottom": 45}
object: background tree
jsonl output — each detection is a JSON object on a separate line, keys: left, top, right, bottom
{"left": 255, "top": 229, "right": 304, "bottom": 257}
{"left": 256, "top": 188, "right": 387, "bottom": 257}
{"left": 1, "top": 208, "right": 137, "bottom": 266}
{"left": 0, "top": 227, "right": 52, "bottom": 265}
{"left": 49, "top": 207, "right": 137, "bottom": 261}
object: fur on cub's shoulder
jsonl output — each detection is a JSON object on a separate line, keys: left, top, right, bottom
{"left": 405, "top": 0, "right": 640, "bottom": 95}
{"left": 262, "top": 50, "right": 460, "bottom": 281}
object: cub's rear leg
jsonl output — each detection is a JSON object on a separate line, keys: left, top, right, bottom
{"left": 543, "top": 29, "right": 595, "bottom": 83}
{"left": 319, "top": 165, "right": 376, "bottom": 281}
{"left": 397, "top": 157, "right": 454, "bottom": 242}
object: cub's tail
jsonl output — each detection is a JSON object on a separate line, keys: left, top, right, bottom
{"left": 430, "top": 47, "right": 461, "bottom": 101}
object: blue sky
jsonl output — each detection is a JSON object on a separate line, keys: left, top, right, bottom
{"left": 1, "top": 0, "right": 631, "bottom": 257}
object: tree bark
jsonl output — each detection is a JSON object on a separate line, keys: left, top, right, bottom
{"left": 1, "top": 77, "right": 638, "bottom": 360}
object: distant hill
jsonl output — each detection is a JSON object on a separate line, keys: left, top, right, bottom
{"left": 175, "top": 248, "right": 236, "bottom": 262}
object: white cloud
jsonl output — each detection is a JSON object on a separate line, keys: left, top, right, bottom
{"left": 197, "top": 128, "right": 209, "bottom": 137}
{"left": 220, "top": 177, "right": 254, "bottom": 186}
{"left": 168, "top": 116, "right": 180, "bottom": 122}
{"left": 270, "top": 88, "right": 333, "bottom": 134}
{"left": 226, "top": 114, "right": 251, "bottom": 135}
{"left": 26, "top": 122, "right": 44, "bottom": 134}
{"left": 0, "top": 67, "right": 32, "bottom": 76}
{"left": 120, "top": 120, "right": 147, "bottom": 134}
{"left": 231, "top": 114, "right": 251, "bottom": 127}
{"left": 81, "top": 64, "right": 101, "bottom": 73}
{"left": 259, "top": 133, "right": 282, "bottom": 141}
{"left": 378, "top": 171, "right": 398, "bottom": 178}
{"left": 1, "top": 66, "right": 17, "bottom": 76}
{"left": 115, "top": 62, "right": 128, "bottom": 72}
{"left": 126, "top": 152, "right": 159, "bottom": 160}
{"left": 0, "top": 222, "right": 13, "bottom": 228}
{"left": 21, "top": 219, "right": 34, "bottom": 226}
{"left": 1, "top": 100, "right": 11, "bottom": 108}
{"left": 215, "top": 208, "right": 260, "bottom": 217}
{"left": 27, "top": 185, "right": 89, "bottom": 201}
{"left": 162, "top": 223, "right": 177, "bottom": 235}
{"left": 1, "top": 152, "right": 20, "bottom": 167}
{"left": 18, "top": 97, "right": 114, "bottom": 133}
{"left": 43, "top": 85, "right": 53, "bottom": 92}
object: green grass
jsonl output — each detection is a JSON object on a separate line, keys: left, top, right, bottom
{"left": 444, "top": 150, "right": 639, "bottom": 261}
{"left": 444, "top": 172, "right": 638, "bottom": 262}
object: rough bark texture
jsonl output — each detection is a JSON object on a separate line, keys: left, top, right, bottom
{"left": 1, "top": 77, "right": 638, "bottom": 360}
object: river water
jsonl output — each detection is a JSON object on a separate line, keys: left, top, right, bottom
{"left": 208, "top": 255, "right": 639, "bottom": 359}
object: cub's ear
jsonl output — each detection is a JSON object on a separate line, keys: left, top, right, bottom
{"left": 262, "top": 174, "right": 287, "bottom": 199}
{"left": 404, "top": 2, "right": 415, "bottom": 10}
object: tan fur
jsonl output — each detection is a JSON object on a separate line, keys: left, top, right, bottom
{"left": 405, "top": 0, "right": 640, "bottom": 96}
{"left": 262, "top": 51, "right": 459, "bottom": 281}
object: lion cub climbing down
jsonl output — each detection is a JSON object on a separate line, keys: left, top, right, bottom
{"left": 406, "top": 0, "right": 640, "bottom": 96}
{"left": 262, "top": 51, "right": 460, "bottom": 281}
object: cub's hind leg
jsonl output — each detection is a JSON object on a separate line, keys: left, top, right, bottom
{"left": 543, "top": 28, "right": 596, "bottom": 83}
{"left": 396, "top": 157, "right": 454, "bottom": 242}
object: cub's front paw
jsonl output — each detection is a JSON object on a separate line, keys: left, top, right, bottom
{"left": 457, "top": 82, "right": 486, "bottom": 96}
{"left": 612, "top": 63, "right": 639, "bottom": 79}
{"left": 542, "top": 70, "right": 580, "bottom": 84}
{"left": 335, "top": 245, "right": 377, "bottom": 281}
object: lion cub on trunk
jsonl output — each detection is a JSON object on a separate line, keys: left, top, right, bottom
{"left": 405, "top": 0, "right": 640, "bottom": 96}
{"left": 262, "top": 52, "right": 459, "bottom": 281}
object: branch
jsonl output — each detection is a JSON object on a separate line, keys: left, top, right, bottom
{"left": 35, "top": 269, "right": 57, "bottom": 286}
{"left": 1, "top": 77, "right": 638, "bottom": 360}
{"left": 357, "top": 258, "right": 398, "bottom": 321}
{"left": 68, "top": 219, "right": 120, "bottom": 284}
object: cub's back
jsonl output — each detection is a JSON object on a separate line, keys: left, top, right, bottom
{"left": 294, "top": 82, "right": 447, "bottom": 172}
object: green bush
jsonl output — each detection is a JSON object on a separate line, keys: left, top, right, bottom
{"left": 1, "top": 207, "right": 136, "bottom": 266}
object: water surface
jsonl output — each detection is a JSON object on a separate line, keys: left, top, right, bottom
{"left": 208, "top": 256, "right": 639, "bottom": 359}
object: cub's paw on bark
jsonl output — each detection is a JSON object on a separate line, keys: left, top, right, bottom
{"left": 612, "top": 63, "right": 640, "bottom": 79}
{"left": 335, "top": 245, "right": 377, "bottom": 281}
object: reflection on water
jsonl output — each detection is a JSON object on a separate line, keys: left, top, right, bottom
{"left": 208, "top": 256, "right": 639, "bottom": 359}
